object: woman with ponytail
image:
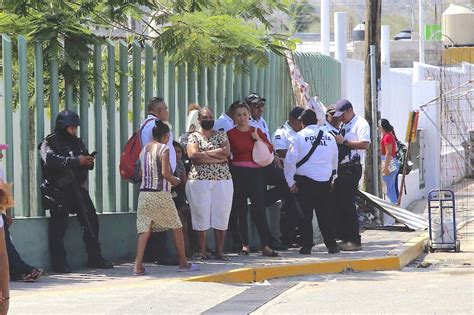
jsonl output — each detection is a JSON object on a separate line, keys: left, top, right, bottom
{"left": 379, "top": 119, "right": 400, "bottom": 207}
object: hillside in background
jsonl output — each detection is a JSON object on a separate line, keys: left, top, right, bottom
{"left": 274, "top": 0, "right": 474, "bottom": 38}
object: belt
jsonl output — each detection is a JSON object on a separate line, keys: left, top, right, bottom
{"left": 339, "top": 161, "right": 361, "bottom": 167}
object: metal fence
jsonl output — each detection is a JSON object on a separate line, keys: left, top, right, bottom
{"left": 0, "top": 35, "right": 341, "bottom": 217}
{"left": 424, "top": 60, "right": 474, "bottom": 245}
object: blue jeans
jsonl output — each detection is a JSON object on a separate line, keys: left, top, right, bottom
{"left": 382, "top": 156, "right": 399, "bottom": 204}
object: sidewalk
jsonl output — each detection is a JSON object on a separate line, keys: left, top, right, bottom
{"left": 10, "top": 228, "right": 426, "bottom": 294}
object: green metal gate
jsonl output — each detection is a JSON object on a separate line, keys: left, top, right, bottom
{"left": 0, "top": 35, "right": 341, "bottom": 217}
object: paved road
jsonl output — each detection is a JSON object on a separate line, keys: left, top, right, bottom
{"left": 9, "top": 248, "right": 473, "bottom": 314}
{"left": 254, "top": 225, "right": 474, "bottom": 314}
{"left": 9, "top": 224, "right": 473, "bottom": 314}
{"left": 253, "top": 255, "right": 474, "bottom": 314}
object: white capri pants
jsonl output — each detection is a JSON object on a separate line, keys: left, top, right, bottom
{"left": 185, "top": 179, "right": 234, "bottom": 231}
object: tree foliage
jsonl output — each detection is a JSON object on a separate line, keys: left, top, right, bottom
{"left": 0, "top": 0, "right": 296, "bottom": 74}
{"left": 288, "top": 0, "right": 318, "bottom": 33}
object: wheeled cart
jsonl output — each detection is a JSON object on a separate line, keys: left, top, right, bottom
{"left": 427, "top": 189, "right": 460, "bottom": 252}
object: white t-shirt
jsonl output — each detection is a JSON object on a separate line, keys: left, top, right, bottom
{"left": 214, "top": 113, "right": 234, "bottom": 133}
{"left": 321, "top": 123, "right": 340, "bottom": 137}
{"left": 340, "top": 114, "right": 371, "bottom": 164}
{"left": 140, "top": 115, "right": 177, "bottom": 172}
{"left": 249, "top": 116, "right": 270, "bottom": 141}
{"left": 284, "top": 125, "right": 338, "bottom": 187}
{"left": 272, "top": 121, "right": 297, "bottom": 151}
{"left": 0, "top": 215, "right": 3, "bottom": 228}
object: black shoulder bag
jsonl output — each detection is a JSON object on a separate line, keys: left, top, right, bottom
{"left": 296, "top": 130, "right": 324, "bottom": 168}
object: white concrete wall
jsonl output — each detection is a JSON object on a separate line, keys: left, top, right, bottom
{"left": 379, "top": 70, "right": 438, "bottom": 206}
{"left": 411, "top": 80, "right": 440, "bottom": 197}
{"left": 346, "top": 58, "right": 365, "bottom": 116}
{"left": 380, "top": 66, "right": 414, "bottom": 138}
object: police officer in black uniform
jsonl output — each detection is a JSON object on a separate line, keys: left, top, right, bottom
{"left": 39, "top": 110, "right": 113, "bottom": 273}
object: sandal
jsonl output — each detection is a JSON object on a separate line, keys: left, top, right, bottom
{"left": 19, "top": 273, "right": 35, "bottom": 282}
{"left": 263, "top": 250, "right": 280, "bottom": 257}
{"left": 20, "top": 268, "right": 43, "bottom": 282}
{"left": 191, "top": 253, "right": 208, "bottom": 261}
{"left": 178, "top": 263, "right": 200, "bottom": 272}
{"left": 31, "top": 268, "right": 43, "bottom": 281}
{"left": 212, "top": 255, "right": 230, "bottom": 261}
{"left": 133, "top": 268, "right": 147, "bottom": 276}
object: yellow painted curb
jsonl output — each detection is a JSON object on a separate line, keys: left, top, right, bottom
{"left": 398, "top": 234, "right": 428, "bottom": 268}
{"left": 254, "top": 257, "right": 400, "bottom": 282}
{"left": 186, "top": 234, "right": 428, "bottom": 284}
{"left": 187, "top": 268, "right": 255, "bottom": 283}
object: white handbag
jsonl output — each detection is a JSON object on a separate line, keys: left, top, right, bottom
{"left": 252, "top": 128, "right": 274, "bottom": 167}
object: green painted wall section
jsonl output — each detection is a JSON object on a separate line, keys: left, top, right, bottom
{"left": 9, "top": 205, "right": 290, "bottom": 270}
{"left": 293, "top": 52, "right": 342, "bottom": 106}
{"left": 1, "top": 35, "right": 341, "bottom": 218}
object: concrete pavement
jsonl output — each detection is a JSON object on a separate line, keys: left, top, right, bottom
{"left": 8, "top": 227, "right": 429, "bottom": 314}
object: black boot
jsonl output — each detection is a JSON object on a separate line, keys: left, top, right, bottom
{"left": 52, "top": 262, "right": 72, "bottom": 274}
{"left": 88, "top": 256, "right": 113, "bottom": 269}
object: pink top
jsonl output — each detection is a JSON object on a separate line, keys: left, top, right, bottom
{"left": 0, "top": 144, "right": 8, "bottom": 150}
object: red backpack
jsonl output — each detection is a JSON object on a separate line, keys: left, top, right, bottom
{"left": 119, "top": 118, "right": 155, "bottom": 183}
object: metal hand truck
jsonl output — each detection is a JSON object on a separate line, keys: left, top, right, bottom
{"left": 427, "top": 189, "right": 460, "bottom": 252}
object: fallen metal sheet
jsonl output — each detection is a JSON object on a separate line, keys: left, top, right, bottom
{"left": 357, "top": 190, "right": 429, "bottom": 230}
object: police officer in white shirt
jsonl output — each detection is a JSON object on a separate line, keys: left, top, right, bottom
{"left": 271, "top": 106, "right": 304, "bottom": 247}
{"left": 284, "top": 109, "right": 339, "bottom": 255}
{"left": 321, "top": 106, "right": 341, "bottom": 137}
{"left": 140, "top": 97, "right": 178, "bottom": 265}
{"left": 247, "top": 93, "right": 271, "bottom": 140}
{"left": 272, "top": 107, "right": 304, "bottom": 159}
{"left": 332, "top": 99, "right": 371, "bottom": 251}
{"left": 214, "top": 100, "right": 240, "bottom": 133}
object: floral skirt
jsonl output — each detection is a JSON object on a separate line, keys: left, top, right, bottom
{"left": 136, "top": 191, "right": 182, "bottom": 234}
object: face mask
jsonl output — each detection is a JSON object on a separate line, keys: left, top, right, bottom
{"left": 201, "top": 120, "right": 215, "bottom": 130}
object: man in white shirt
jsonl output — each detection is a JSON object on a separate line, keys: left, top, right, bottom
{"left": 247, "top": 93, "right": 270, "bottom": 140}
{"left": 271, "top": 107, "right": 303, "bottom": 247}
{"left": 321, "top": 106, "right": 341, "bottom": 137}
{"left": 272, "top": 107, "right": 304, "bottom": 159}
{"left": 214, "top": 101, "right": 239, "bottom": 133}
{"left": 141, "top": 97, "right": 176, "bottom": 172}
{"left": 140, "top": 97, "right": 178, "bottom": 265}
{"left": 332, "top": 99, "right": 371, "bottom": 251}
{"left": 284, "top": 109, "right": 339, "bottom": 255}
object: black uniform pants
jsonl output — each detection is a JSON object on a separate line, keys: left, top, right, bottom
{"left": 295, "top": 176, "right": 337, "bottom": 250}
{"left": 229, "top": 166, "right": 270, "bottom": 248}
{"left": 2, "top": 214, "right": 35, "bottom": 280}
{"left": 263, "top": 164, "right": 299, "bottom": 244}
{"left": 49, "top": 187, "right": 101, "bottom": 267}
{"left": 333, "top": 164, "right": 362, "bottom": 245}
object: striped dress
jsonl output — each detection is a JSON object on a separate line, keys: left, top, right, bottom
{"left": 136, "top": 142, "right": 182, "bottom": 233}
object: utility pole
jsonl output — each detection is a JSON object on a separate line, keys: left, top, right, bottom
{"left": 363, "top": 0, "right": 382, "bottom": 196}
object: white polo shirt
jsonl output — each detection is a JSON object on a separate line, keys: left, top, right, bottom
{"left": 321, "top": 123, "right": 340, "bottom": 137}
{"left": 249, "top": 116, "right": 270, "bottom": 140}
{"left": 214, "top": 113, "right": 234, "bottom": 133}
{"left": 340, "top": 114, "right": 371, "bottom": 164}
{"left": 284, "top": 125, "right": 338, "bottom": 187}
{"left": 140, "top": 115, "right": 177, "bottom": 172}
{"left": 272, "top": 121, "right": 297, "bottom": 151}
